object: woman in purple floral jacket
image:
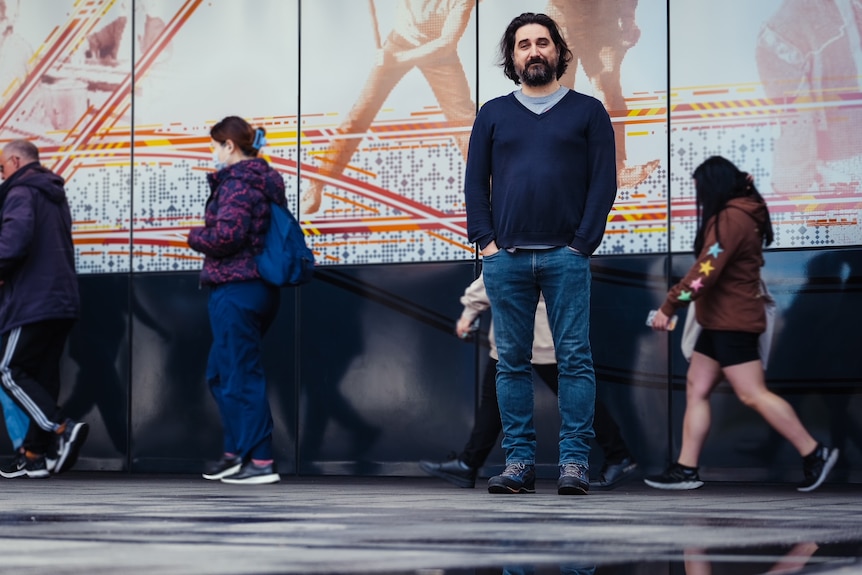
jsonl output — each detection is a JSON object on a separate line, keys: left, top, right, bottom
{"left": 188, "top": 116, "right": 286, "bottom": 485}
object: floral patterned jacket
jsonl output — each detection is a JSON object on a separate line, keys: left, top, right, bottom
{"left": 187, "top": 157, "right": 286, "bottom": 286}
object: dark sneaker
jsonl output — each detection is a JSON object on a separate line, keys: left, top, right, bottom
{"left": 54, "top": 419, "right": 89, "bottom": 474}
{"left": 46, "top": 451, "right": 58, "bottom": 474}
{"left": 220, "top": 461, "right": 280, "bottom": 485}
{"left": 418, "top": 456, "right": 476, "bottom": 488}
{"left": 797, "top": 445, "right": 839, "bottom": 492}
{"left": 202, "top": 455, "right": 242, "bottom": 481}
{"left": 0, "top": 452, "right": 49, "bottom": 479}
{"left": 590, "top": 457, "right": 639, "bottom": 490}
{"left": 488, "top": 462, "right": 535, "bottom": 494}
{"left": 644, "top": 463, "right": 703, "bottom": 490}
{"left": 558, "top": 463, "right": 590, "bottom": 495}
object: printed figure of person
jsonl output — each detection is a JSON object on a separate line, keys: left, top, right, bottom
{"left": 645, "top": 156, "right": 838, "bottom": 492}
{"left": 756, "top": 0, "right": 862, "bottom": 195}
{"left": 301, "top": 0, "right": 476, "bottom": 215}
{"left": 464, "top": 12, "right": 618, "bottom": 495}
{"left": 0, "top": 0, "right": 18, "bottom": 36}
{"left": 187, "top": 116, "right": 285, "bottom": 486}
{"left": 0, "top": 139, "right": 88, "bottom": 479}
{"left": 419, "top": 273, "right": 638, "bottom": 490}
{"left": 0, "top": 0, "right": 32, "bottom": 108}
{"left": 546, "top": 0, "right": 659, "bottom": 188}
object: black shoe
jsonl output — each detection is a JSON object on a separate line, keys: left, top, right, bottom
{"left": 558, "top": 463, "right": 590, "bottom": 495}
{"left": 54, "top": 419, "right": 89, "bottom": 474}
{"left": 418, "top": 456, "right": 477, "bottom": 488}
{"left": 221, "top": 461, "right": 280, "bottom": 485}
{"left": 202, "top": 455, "right": 243, "bottom": 480}
{"left": 0, "top": 452, "right": 49, "bottom": 479}
{"left": 797, "top": 444, "right": 839, "bottom": 492}
{"left": 644, "top": 462, "right": 703, "bottom": 490}
{"left": 590, "top": 457, "right": 639, "bottom": 490}
{"left": 488, "top": 462, "right": 535, "bottom": 494}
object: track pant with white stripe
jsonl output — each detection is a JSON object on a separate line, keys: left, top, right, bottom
{"left": 0, "top": 319, "right": 75, "bottom": 454}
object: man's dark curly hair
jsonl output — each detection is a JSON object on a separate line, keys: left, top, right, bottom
{"left": 498, "top": 12, "right": 572, "bottom": 85}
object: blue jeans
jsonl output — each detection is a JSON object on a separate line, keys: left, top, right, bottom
{"left": 207, "top": 280, "right": 280, "bottom": 461}
{"left": 483, "top": 247, "right": 596, "bottom": 467}
{"left": 0, "top": 386, "right": 28, "bottom": 450}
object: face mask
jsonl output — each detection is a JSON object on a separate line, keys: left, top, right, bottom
{"left": 212, "top": 149, "right": 227, "bottom": 171}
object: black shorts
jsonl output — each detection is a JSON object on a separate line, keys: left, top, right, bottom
{"left": 693, "top": 329, "right": 760, "bottom": 367}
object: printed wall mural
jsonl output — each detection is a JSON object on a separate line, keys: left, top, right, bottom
{"left": 0, "top": 0, "right": 858, "bottom": 274}
{"left": 669, "top": 0, "right": 862, "bottom": 252}
{"left": 0, "top": 0, "right": 298, "bottom": 274}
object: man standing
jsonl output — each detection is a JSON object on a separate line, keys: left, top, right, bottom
{"left": 464, "top": 13, "right": 617, "bottom": 495}
{"left": 0, "top": 139, "right": 87, "bottom": 478}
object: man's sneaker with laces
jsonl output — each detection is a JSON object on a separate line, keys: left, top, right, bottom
{"left": 591, "top": 457, "right": 639, "bottom": 490}
{"left": 54, "top": 419, "right": 89, "bottom": 474}
{"left": 797, "top": 444, "right": 839, "bottom": 492}
{"left": 644, "top": 462, "right": 704, "bottom": 490}
{"left": 202, "top": 455, "right": 242, "bottom": 480}
{"left": 418, "top": 455, "right": 477, "bottom": 488}
{"left": 0, "top": 451, "right": 50, "bottom": 479}
{"left": 488, "top": 462, "right": 535, "bottom": 494}
{"left": 220, "top": 461, "right": 280, "bottom": 485}
{"left": 558, "top": 463, "right": 590, "bottom": 495}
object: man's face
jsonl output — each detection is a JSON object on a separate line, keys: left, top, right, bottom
{"left": 0, "top": 149, "right": 20, "bottom": 181}
{"left": 513, "top": 23, "right": 558, "bottom": 87}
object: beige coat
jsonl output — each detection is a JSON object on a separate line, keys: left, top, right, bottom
{"left": 459, "top": 274, "right": 556, "bottom": 364}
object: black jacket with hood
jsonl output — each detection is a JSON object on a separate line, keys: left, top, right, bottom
{"left": 0, "top": 162, "right": 80, "bottom": 333}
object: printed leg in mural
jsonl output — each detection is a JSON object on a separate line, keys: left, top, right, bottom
{"left": 548, "top": 0, "right": 659, "bottom": 189}
{"left": 302, "top": 0, "right": 476, "bottom": 215}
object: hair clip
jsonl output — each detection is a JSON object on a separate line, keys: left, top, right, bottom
{"left": 252, "top": 128, "right": 267, "bottom": 150}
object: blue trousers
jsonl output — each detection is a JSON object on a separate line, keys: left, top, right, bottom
{"left": 483, "top": 247, "right": 596, "bottom": 467}
{"left": 206, "top": 280, "right": 279, "bottom": 461}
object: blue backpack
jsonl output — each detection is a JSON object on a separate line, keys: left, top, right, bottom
{"left": 255, "top": 202, "right": 315, "bottom": 287}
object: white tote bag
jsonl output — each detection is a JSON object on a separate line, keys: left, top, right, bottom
{"left": 680, "top": 281, "right": 777, "bottom": 369}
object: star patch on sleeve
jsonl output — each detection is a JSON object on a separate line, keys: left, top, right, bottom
{"left": 699, "top": 260, "right": 715, "bottom": 276}
{"left": 707, "top": 242, "right": 724, "bottom": 259}
{"left": 689, "top": 277, "right": 704, "bottom": 292}
{"left": 678, "top": 290, "right": 692, "bottom": 302}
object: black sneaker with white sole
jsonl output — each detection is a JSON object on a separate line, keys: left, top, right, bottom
{"left": 0, "top": 452, "right": 50, "bottom": 479}
{"left": 220, "top": 461, "right": 280, "bottom": 485}
{"left": 644, "top": 462, "right": 704, "bottom": 490}
{"left": 54, "top": 419, "right": 90, "bottom": 474}
{"left": 797, "top": 445, "right": 839, "bottom": 492}
{"left": 202, "top": 455, "right": 243, "bottom": 480}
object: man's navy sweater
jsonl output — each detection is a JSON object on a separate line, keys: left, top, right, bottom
{"left": 464, "top": 89, "right": 617, "bottom": 255}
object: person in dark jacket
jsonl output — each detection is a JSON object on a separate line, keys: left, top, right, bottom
{"left": 188, "top": 116, "right": 285, "bottom": 485}
{"left": 0, "top": 139, "right": 87, "bottom": 479}
{"left": 645, "top": 156, "right": 837, "bottom": 492}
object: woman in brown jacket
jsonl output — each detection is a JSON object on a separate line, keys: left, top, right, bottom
{"left": 644, "top": 156, "right": 837, "bottom": 492}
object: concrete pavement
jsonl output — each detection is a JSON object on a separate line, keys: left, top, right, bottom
{"left": 1, "top": 473, "right": 861, "bottom": 574}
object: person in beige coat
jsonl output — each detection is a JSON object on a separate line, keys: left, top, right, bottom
{"left": 419, "top": 273, "right": 637, "bottom": 489}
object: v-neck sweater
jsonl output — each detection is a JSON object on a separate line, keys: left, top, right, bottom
{"left": 464, "top": 89, "right": 617, "bottom": 255}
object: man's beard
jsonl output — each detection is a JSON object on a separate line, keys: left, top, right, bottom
{"left": 519, "top": 57, "right": 555, "bottom": 87}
